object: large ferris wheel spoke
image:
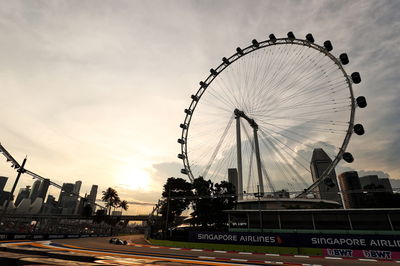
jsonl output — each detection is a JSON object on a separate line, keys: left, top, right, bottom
{"left": 202, "top": 115, "right": 234, "bottom": 179}
{"left": 258, "top": 127, "right": 311, "bottom": 172}
{"left": 259, "top": 129, "right": 310, "bottom": 187}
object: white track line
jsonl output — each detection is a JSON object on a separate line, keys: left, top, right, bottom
{"left": 358, "top": 258, "right": 378, "bottom": 262}
{"left": 295, "top": 255, "right": 310, "bottom": 258}
{"left": 214, "top": 250, "right": 227, "bottom": 253}
{"left": 198, "top": 256, "right": 216, "bottom": 259}
{"left": 325, "top": 256, "right": 342, "bottom": 260}
{"left": 238, "top": 252, "right": 252, "bottom": 255}
{"left": 231, "top": 258, "right": 248, "bottom": 262}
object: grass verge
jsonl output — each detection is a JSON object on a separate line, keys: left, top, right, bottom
{"left": 148, "top": 239, "right": 322, "bottom": 256}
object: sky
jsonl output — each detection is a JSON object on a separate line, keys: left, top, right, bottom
{"left": 0, "top": 0, "right": 399, "bottom": 215}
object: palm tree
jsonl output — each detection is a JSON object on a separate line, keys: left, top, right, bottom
{"left": 101, "top": 187, "right": 119, "bottom": 215}
{"left": 118, "top": 200, "right": 129, "bottom": 214}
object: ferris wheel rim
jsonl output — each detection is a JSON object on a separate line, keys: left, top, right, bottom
{"left": 179, "top": 36, "right": 356, "bottom": 196}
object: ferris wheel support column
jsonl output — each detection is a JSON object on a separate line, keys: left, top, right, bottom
{"left": 253, "top": 128, "right": 264, "bottom": 195}
{"left": 236, "top": 116, "right": 243, "bottom": 200}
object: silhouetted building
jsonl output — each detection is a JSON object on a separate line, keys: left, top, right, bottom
{"left": 0, "top": 191, "right": 11, "bottom": 206}
{"left": 360, "top": 175, "right": 393, "bottom": 193}
{"left": 228, "top": 168, "right": 238, "bottom": 196}
{"left": 338, "top": 171, "right": 362, "bottom": 208}
{"left": 37, "top": 178, "right": 50, "bottom": 200}
{"left": 0, "top": 176, "right": 8, "bottom": 191}
{"left": 273, "top": 189, "right": 290, "bottom": 198}
{"left": 73, "top": 180, "right": 82, "bottom": 214}
{"left": 310, "top": 148, "right": 341, "bottom": 203}
{"left": 59, "top": 183, "right": 76, "bottom": 214}
{"left": 88, "top": 185, "right": 98, "bottom": 213}
{"left": 29, "top": 180, "right": 41, "bottom": 202}
{"left": 15, "top": 186, "right": 31, "bottom": 207}
{"left": 42, "top": 194, "right": 57, "bottom": 214}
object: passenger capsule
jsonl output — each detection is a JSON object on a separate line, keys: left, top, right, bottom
{"left": 177, "top": 138, "right": 185, "bottom": 144}
{"left": 180, "top": 123, "right": 187, "bottom": 129}
{"left": 269, "top": 34, "right": 277, "bottom": 42}
{"left": 339, "top": 53, "right": 349, "bottom": 65}
{"left": 199, "top": 81, "right": 207, "bottom": 88}
{"left": 356, "top": 96, "right": 367, "bottom": 108}
{"left": 287, "top": 31, "right": 295, "bottom": 39}
{"left": 354, "top": 124, "right": 365, "bottom": 135}
{"left": 191, "top": 95, "right": 199, "bottom": 101}
{"left": 184, "top": 109, "right": 192, "bottom": 115}
{"left": 236, "top": 47, "right": 244, "bottom": 55}
{"left": 351, "top": 72, "right": 361, "bottom": 84}
{"left": 222, "top": 57, "right": 230, "bottom": 65}
{"left": 342, "top": 152, "right": 354, "bottom": 163}
{"left": 210, "top": 68, "right": 217, "bottom": 75}
{"left": 324, "top": 40, "right": 333, "bottom": 51}
{"left": 306, "top": 33, "right": 314, "bottom": 43}
{"left": 177, "top": 154, "right": 185, "bottom": 159}
{"left": 181, "top": 169, "right": 189, "bottom": 175}
{"left": 252, "top": 39, "right": 259, "bottom": 48}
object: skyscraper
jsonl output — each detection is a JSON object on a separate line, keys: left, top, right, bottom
{"left": 338, "top": 171, "right": 362, "bottom": 208}
{"left": 29, "top": 180, "right": 41, "bottom": 202}
{"left": 88, "top": 185, "right": 98, "bottom": 213}
{"left": 0, "top": 176, "right": 8, "bottom": 191}
{"left": 73, "top": 181, "right": 82, "bottom": 196}
{"left": 15, "top": 186, "right": 31, "bottom": 207}
{"left": 37, "top": 179, "right": 50, "bottom": 200}
{"left": 310, "top": 148, "right": 341, "bottom": 203}
{"left": 72, "top": 181, "right": 82, "bottom": 214}
{"left": 228, "top": 168, "right": 238, "bottom": 197}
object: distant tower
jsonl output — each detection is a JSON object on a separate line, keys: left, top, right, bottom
{"left": 0, "top": 176, "right": 8, "bottom": 191}
{"left": 73, "top": 181, "right": 82, "bottom": 196}
{"left": 338, "top": 171, "right": 362, "bottom": 208}
{"left": 310, "top": 148, "right": 341, "bottom": 203}
{"left": 15, "top": 186, "right": 31, "bottom": 206}
{"left": 88, "top": 185, "right": 98, "bottom": 213}
{"left": 228, "top": 168, "right": 238, "bottom": 197}
{"left": 29, "top": 180, "right": 41, "bottom": 202}
{"left": 37, "top": 179, "right": 50, "bottom": 200}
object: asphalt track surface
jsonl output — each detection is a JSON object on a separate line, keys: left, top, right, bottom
{"left": 2, "top": 235, "right": 398, "bottom": 265}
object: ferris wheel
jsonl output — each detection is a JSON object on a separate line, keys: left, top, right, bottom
{"left": 178, "top": 32, "right": 367, "bottom": 198}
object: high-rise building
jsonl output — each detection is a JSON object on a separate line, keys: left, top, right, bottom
{"left": 310, "top": 148, "right": 341, "bottom": 203}
{"left": 88, "top": 185, "right": 98, "bottom": 213}
{"left": 338, "top": 171, "right": 362, "bottom": 208}
{"left": 228, "top": 168, "right": 238, "bottom": 196}
{"left": 37, "top": 179, "right": 50, "bottom": 199}
{"left": 15, "top": 186, "right": 31, "bottom": 207}
{"left": 73, "top": 181, "right": 82, "bottom": 196}
{"left": 29, "top": 180, "right": 41, "bottom": 202}
{"left": 359, "top": 175, "right": 393, "bottom": 193}
{"left": 72, "top": 181, "right": 82, "bottom": 214}
{"left": 0, "top": 191, "right": 11, "bottom": 206}
{"left": 0, "top": 176, "right": 8, "bottom": 191}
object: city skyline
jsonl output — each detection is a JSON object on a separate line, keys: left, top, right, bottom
{"left": 0, "top": 0, "right": 399, "bottom": 214}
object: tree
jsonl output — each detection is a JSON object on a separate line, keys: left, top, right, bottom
{"left": 159, "top": 177, "right": 193, "bottom": 229}
{"left": 212, "top": 180, "right": 236, "bottom": 228}
{"left": 191, "top": 177, "right": 236, "bottom": 228}
{"left": 101, "top": 187, "right": 120, "bottom": 215}
{"left": 118, "top": 200, "right": 129, "bottom": 214}
{"left": 191, "top": 176, "right": 214, "bottom": 227}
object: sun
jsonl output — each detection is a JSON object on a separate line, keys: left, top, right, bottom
{"left": 117, "top": 165, "right": 151, "bottom": 191}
